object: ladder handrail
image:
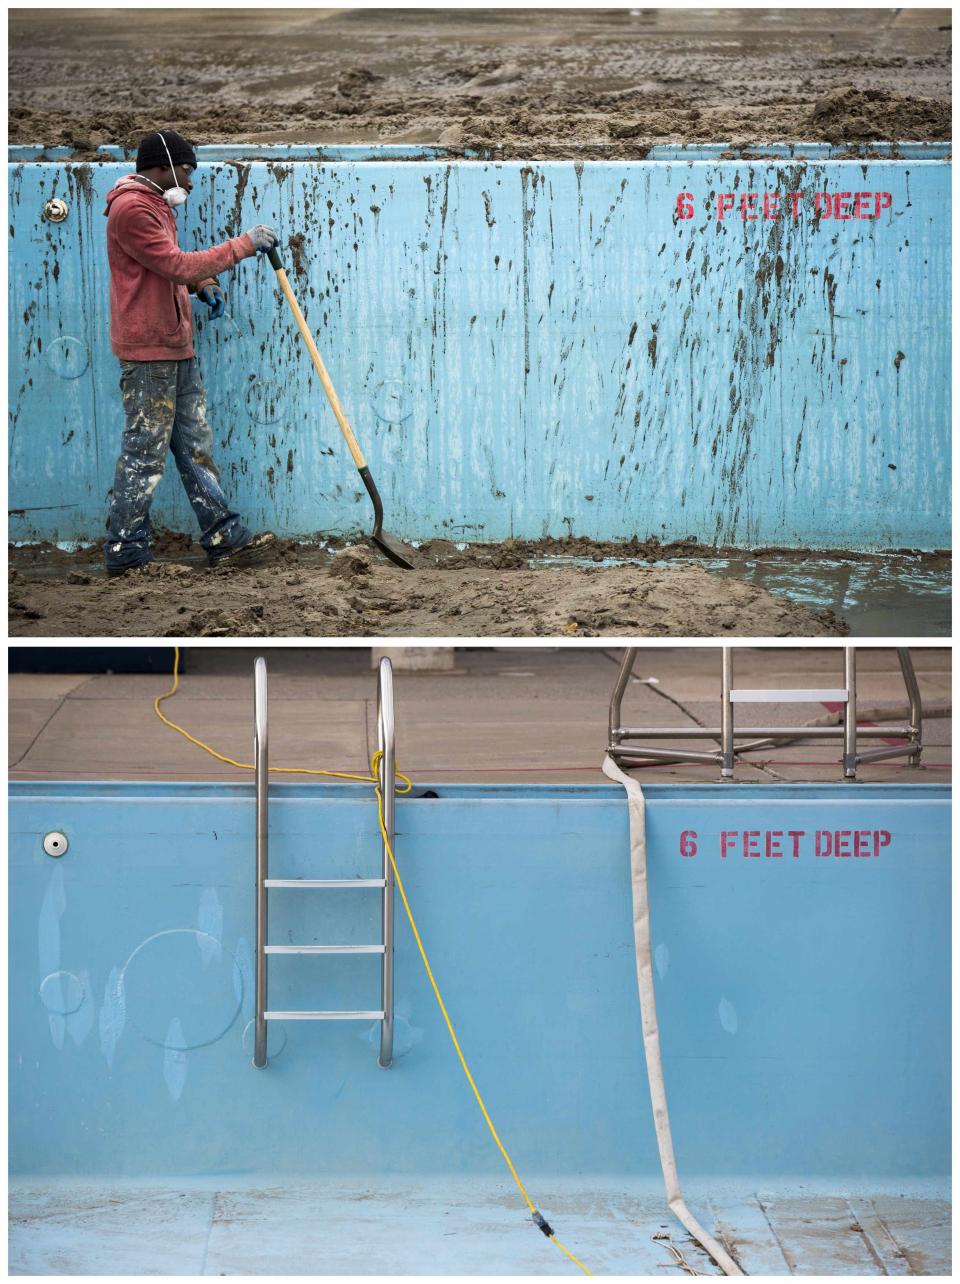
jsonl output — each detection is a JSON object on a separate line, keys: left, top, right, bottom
{"left": 377, "top": 656, "right": 396, "bottom": 1069}
{"left": 607, "top": 647, "right": 636, "bottom": 746}
{"left": 897, "top": 648, "right": 923, "bottom": 766}
{"left": 842, "top": 646, "right": 857, "bottom": 779}
{"left": 253, "top": 656, "right": 269, "bottom": 1068}
{"left": 720, "top": 647, "right": 734, "bottom": 779}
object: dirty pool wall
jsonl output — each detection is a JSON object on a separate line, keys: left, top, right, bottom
{"left": 10, "top": 781, "right": 950, "bottom": 1179}
{"left": 8, "top": 145, "right": 951, "bottom": 550}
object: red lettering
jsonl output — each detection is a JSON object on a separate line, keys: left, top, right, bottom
{"left": 698, "top": 190, "right": 898, "bottom": 227}
{"left": 833, "top": 192, "right": 853, "bottom": 220}
{"left": 875, "top": 192, "right": 893, "bottom": 217}
{"left": 676, "top": 191, "right": 695, "bottom": 220}
{"left": 704, "top": 827, "right": 887, "bottom": 862}
{"left": 679, "top": 830, "right": 698, "bottom": 857}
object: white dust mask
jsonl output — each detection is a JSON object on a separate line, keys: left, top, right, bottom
{"left": 157, "top": 132, "right": 189, "bottom": 209}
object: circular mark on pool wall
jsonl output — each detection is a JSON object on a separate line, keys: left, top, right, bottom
{"left": 244, "top": 378, "right": 286, "bottom": 425}
{"left": 370, "top": 378, "right": 413, "bottom": 424}
{"left": 45, "top": 336, "right": 89, "bottom": 380}
{"left": 718, "top": 996, "right": 739, "bottom": 1035}
{"left": 242, "top": 1019, "right": 287, "bottom": 1061}
{"left": 119, "top": 929, "right": 243, "bottom": 1050}
{"left": 40, "top": 970, "right": 85, "bottom": 1015}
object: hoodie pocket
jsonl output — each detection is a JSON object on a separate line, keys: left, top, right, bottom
{"left": 164, "top": 283, "right": 183, "bottom": 336}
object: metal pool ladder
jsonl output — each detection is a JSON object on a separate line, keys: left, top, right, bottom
{"left": 608, "top": 645, "right": 922, "bottom": 782}
{"left": 252, "top": 655, "right": 396, "bottom": 1068}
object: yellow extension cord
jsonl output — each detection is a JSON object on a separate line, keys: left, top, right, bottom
{"left": 154, "top": 647, "right": 592, "bottom": 1277}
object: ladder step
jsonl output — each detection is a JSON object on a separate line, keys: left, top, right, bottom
{"left": 264, "top": 879, "right": 386, "bottom": 889}
{"left": 264, "top": 945, "right": 385, "bottom": 954}
{"left": 265, "top": 1010, "right": 385, "bottom": 1021}
{"left": 730, "top": 688, "right": 848, "bottom": 704}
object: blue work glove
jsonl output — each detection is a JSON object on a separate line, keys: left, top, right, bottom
{"left": 198, "top": 284, "right": 226, "bottom": 319}
{"left": 245, "top": 224, "right": 278, "bottom": 253}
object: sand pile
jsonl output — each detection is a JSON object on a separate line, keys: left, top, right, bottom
{"left": 9, "top": 9, "right": 950, "bottom": 157}
{"left": 9, "top": 550, "right": 846, "bottom": 639}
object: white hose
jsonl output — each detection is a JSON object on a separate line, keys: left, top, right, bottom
{"left": 602, "top": 754, "right": 744, "bottom": 1277}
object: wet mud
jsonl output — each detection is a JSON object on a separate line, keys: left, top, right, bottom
{"left": 9, "top": 9, "right": 951, "bottom": 156}
{"left": 8, "top": 541, "right": 846, "bottom": 639}
{"left": 12, "top": 535, "right": 949, "bottom": 637}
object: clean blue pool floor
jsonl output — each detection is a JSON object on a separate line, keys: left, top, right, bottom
{"left": 9, "top": 1176, "right": 950, "bottom": 1275}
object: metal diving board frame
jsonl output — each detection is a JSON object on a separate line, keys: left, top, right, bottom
{"left": 608, "top": 646, "right": 923, "bottom": 782}
{"left": 253, "top": 655, "right": 396, "bottom": 1067}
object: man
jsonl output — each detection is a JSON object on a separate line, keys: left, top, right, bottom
{"left": 103, "top": 128, "right": 278, "bottom": 575}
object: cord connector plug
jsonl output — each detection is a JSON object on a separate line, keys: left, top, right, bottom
{"left": 532, "top": 1211, "right": 554, "bottom": 1238}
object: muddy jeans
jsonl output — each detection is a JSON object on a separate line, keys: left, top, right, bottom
{"left": 104, "top": 357, "right": 250, "bottom": 569}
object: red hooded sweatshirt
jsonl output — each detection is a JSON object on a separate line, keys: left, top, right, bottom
{"left": 104, "top": 176, "right": 255, "bottom": 361}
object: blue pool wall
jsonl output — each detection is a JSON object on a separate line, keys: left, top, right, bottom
{"left": 9, "top": 781, "right": 950, "bottom": 1180}
{"left": 8, "top": 143, "right": 951, "bottom": 551}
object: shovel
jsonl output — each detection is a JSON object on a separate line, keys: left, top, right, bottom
{"left": 265, "top": 245, "right": 418, "bottom": 570}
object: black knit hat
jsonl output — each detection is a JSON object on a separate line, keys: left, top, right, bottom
{"left": 136, "top": 129, "right": 198, "bottom": 173}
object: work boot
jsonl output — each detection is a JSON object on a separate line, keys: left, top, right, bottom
{"left": 206, "top": 531, "right": 278, "bottom": 572}
{"left": 105, "top": 557, "right": 155, "bottom": 580}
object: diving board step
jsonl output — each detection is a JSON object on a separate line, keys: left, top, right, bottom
{"left": 264, "top": 879, "right": 386, "bottom": 888}
{"left": 264, "top": 944, "right": 385, "bottom": 954}
{"left": 265, "top": 1010, "right": 385, "bottom": 1021}
{"left": 730, "top": 688, "right": 848, "bottom": 703}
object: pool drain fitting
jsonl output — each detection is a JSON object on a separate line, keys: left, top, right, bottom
{"left": 43, "top": 831, "right": 68, "bottom": 857}
{"left": 43, "top": 198, "right": 68, "bottom": 223}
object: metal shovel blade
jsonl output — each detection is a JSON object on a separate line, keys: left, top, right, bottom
{"left": 371, "top": 529, "right": 419, "bottom": 570}
{"left": 360, "top": 467, "right": 418, "bottom": 569}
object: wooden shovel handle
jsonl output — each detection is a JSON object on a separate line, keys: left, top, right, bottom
{"left": 266, "top": 249, "right": 367, "bottom": 471}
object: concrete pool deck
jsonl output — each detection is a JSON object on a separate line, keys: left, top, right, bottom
{"left": 9, "top": 1177, "right": 951, "bottom": 1276}
{"left": 8, "top": 645, "right": 952, "bottom": 785}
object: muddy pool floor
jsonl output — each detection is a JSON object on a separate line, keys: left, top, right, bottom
{"left": 9, "top": 1176, "right": 951, "bottom": 1276}
{"left": 7, "top": 539, "right": 949, "bottom": 639}
{"left": 8, "top": 8, "right": 951, "bottom": 154}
